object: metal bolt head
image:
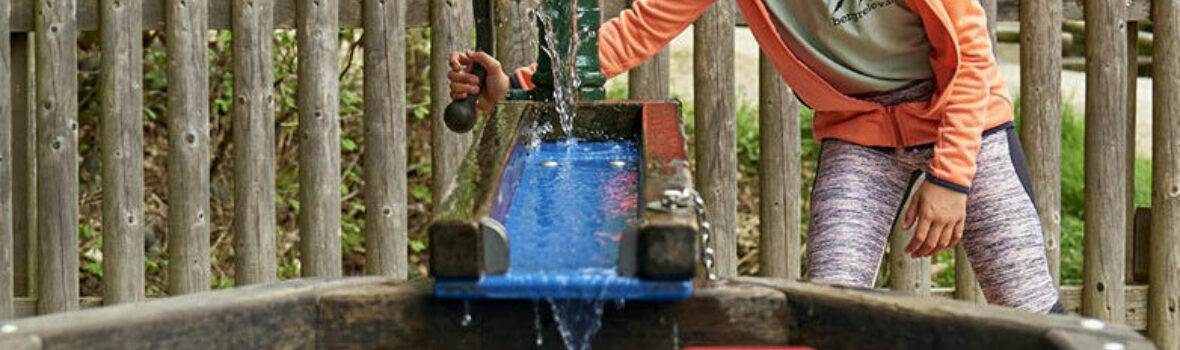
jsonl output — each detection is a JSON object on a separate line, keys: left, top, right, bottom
{"left": 608, "top": 160, "right": 627, "bottom": 168}
{"left": 1104, "top": 342, "right": 1126, "bottom": 350}
{"left": 0, "top": 323, "right": 17, "bottom": 333}
{"left": 540, "top": 160, "right": 559, "bottom": 168}
{"left": 1081, "top": 318, "right": 1106, "bottom": 330}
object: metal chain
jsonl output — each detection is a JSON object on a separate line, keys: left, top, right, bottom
{"left": 655, "top": 188, "right": 717, "bottom": 281}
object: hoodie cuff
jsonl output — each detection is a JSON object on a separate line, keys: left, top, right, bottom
{"left": 925, "top": 173, "right": 971, "bottom": 194}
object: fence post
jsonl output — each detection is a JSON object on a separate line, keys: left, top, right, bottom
{"left": 166, "top": 0, "right": 212, "bottom": 294}
{"left": 36, "top": 0, "right": 79, "bottom": 314}
{"left": 1148, "top": 0, "right": 1180, "bottom": 344}
{"left": 1, "top": 0, "right": 13, "bottom": 319}
{"left": 1020, "top": 0, "right": 1063, "bottom": 287}
{"left": 1124, "top": 21, "right": 1139, "bottom": 285}
{"left": 496, "top": 0, "right": 537, "bottom": 69}
{"left": 100, "top": 0, "right": 145, "bottom": 304}
{"left": 758, "top": 54, "right": 800, "bottom": 280}
{"left": 363, "top": 0, "right": 409, "bottom": 279}
{"left": 232, "top": 0, "right": 278, "bottom": 285}
{"left": 10, "top": 33, "right": 34, "bottom": 302}
{"left": 889, "top": 177, "right": 931, "bottom": 296}
{"left": 626, "top": 1, "right": 669, "bottom": 100}
{"left": 694, "top": 0, "right": 738, "bottom": 278}
{"left": 297, "top": 0, "right": 343, "bottom": 278}
{"left": 430, "top": 0, "right": 475, "bottom": 211}
{"left": 1082, "top": 0, "right": 1128, "bottom": 322}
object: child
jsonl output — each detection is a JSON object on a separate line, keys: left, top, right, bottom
{"left": 448, "top": 0, "right": 1064, "bottom": 313}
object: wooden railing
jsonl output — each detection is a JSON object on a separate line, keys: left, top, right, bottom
{"left": 0, "top": 0, "right": 1177, "bottom": 348}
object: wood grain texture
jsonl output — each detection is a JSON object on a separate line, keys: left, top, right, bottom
{"left": 297, "top": 0, "right": 342, "bottom": 278}
{"left": 166, "top": 0, "right": 212, "bottom": 295}
{"left": 1020, "top": 0, "right": 1064, "bottom": 286}
{"left": 694, "top": 0, "right": 738, "bottom": 278}
{"left": 362, "top": 0, "right": 408, "bottom": 279}
{"left": 9, "top": 34, "right": 34, "bottom": 300}
{"left": 429, "top": 0, "right": 474, "bottom": 211}
{"left": 954, "top": 246, "right": 986, "bottom": 303}
{"left": 1124, "top": 21, "right": 1139, "bottom": 285}
{"left": 494, "top": 0, "right": 537, "bottom": 69}
{"left": 8, "top": 0, "right": 432, "bottom": 32}
{"left": 231, "top": 0, "right": 277, "bottom": 285}
{"left": 100, "top": 0, "right": 146, "bottom": 304}
{"left": 1149, "top": 0, "right": 1180, "bottom": 344}
{"left": 757, "top": 54, "right": 800, "bottom": 280}
{"left": 0, "top": 0, "right": 13, "bottom": 320}
{"left": 1082, "top": 0, "right": 1127, "bottom": 322}
{"left": 889, "top": 177, "right": 931, "bottom": 296}
{"left": 35, "top": 0, "right": 80, "bottom": 314}
{"left": 624, "top": 0, "right": 669, "bottom": 100}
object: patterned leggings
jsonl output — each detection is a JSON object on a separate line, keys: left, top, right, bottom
{"left": 805, "top": 125, "right": 1062, "bottom": 313}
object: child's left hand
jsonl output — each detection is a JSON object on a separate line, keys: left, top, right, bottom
{"left": 903, "top": 181, "right": 968, "bottom": 258}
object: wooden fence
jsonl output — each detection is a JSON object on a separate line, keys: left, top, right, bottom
{"left": 0, "top": 0, "right": 1177, "bottom": 347}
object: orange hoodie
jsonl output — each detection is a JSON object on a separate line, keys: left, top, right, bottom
{"left": 516, "top": 0, "right": 1012, "bottom": 192}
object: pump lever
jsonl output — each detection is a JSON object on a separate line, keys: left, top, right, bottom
{"left": 443, "top": 0, "right": 495, "bottom": 133}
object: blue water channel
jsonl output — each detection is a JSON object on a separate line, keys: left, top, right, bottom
{"left": 434, "top": 141, "right": 692, "bottom": 300}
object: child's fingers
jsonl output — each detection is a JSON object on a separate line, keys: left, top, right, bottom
{"left": 949, "top": 219, "right": 964, "bottom": 247}
{"left": 469, "top": 51, "right": 504, "bottom": 72}
{"left": 448, "top": 52, "right": 466, "bottom": 71}
{"left": 906, "top": 217, "right": 932, "bottom": 255}
{"left": 448, "top": 70, "right": 481, "bottom": 85}
{"left": 931, "top": 223, "right": 955, "bottom": 257}
{"left": 914, "top": 221, "right": 943, "bottom": 257}
{"left": 903, "top": 196, "right": 919, "bottom": 229}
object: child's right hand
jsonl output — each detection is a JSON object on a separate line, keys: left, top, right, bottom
{"left": 449, "top": 51, "right": 510, "bottom": 114}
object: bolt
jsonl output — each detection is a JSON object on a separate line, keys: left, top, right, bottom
{"left": 1, "top": 323, "right": 17, "bottom": 333}
{"left": 1081, "top": 318, "right": 1106, "bottom": 330}
{"left": 1104, "top": 341, "right": 1125, "bottom": 350}
{"left": 540, "top": 161, "right": 559, "bottom": 168}
{"left": 608, "top": 160, "right": 627, "bottom": 168}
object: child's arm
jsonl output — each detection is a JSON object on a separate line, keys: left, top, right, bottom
{"left": 597, "top": 0, "right": 718, "bottom": 78}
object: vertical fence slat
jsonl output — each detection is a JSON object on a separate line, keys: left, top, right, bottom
{"left": 0, "top": 0, "right": 13, "bottom": 320}
{"left": 35, "top": 0, "right": 79, "bottom": 314}
{"left": 232, "top": 0, "right": 277, "bottom": 285}
{"left": 1082, "top": 0, "right": 1127, "bottom": 322}
{"left": 494, "top": 0, "right": 537, "bottom": 69}
{"left": 297, "top": 0, "right": 342, "bottom": 278}
{"left": 10, "top": 33, "right": 34, "bottom": 301}
{"left": 757, "top": 54, "right": 800, "bottom": 279}
{"left": 166, "top": 0, "right": 211, "bottom": 294}
{"left": 889, "top": 177, "right": 931, "bottom": 296}
{"left": 694, "top": 0, "right": 737, "bottom": 278}
{"left": 626, "top": 0, "right": 668, "bottom": 100}
{"left": 362, "top": 0, "right": 408, "bottom": 279}
{"left": 1020, "top": 0, "right": 1063, "bottom": 287}
{"left": 100, "top": 0, "right": 145, "bottom": 304}
{"left": 1124, "top": 21, "right": 1139, "bottom": 285}
{"left": 429, "top": 0, "right": 474, "bottom": 211}
{"left": 1148, "top": 0, "right": 1180, "bottom": 344}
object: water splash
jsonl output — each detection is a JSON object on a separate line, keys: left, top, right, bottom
{"left": 460, "top": 300, "right": 473, "bottom": 327}
{"left": 534, "top": 300, "right": 545, "bottom": 347}
{"left": 671, "top": 322, "right": 681, "bottom": 350}
{"left": 535, "top": 1, "right": 582, "bottom": 145}
{"left": 547, "top": 298, "right": 608, "bottom": 350}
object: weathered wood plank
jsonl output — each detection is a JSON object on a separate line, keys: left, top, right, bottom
{"left": 1020, "top": 0, "right": 1064, "bottom": 286}
{"left": 1124, "top": 21, "right": 1139, "bottom": 285}
{"left": 1148, "top": 0, "right": 1180, "bottom": 345}
{"left": 889, "top": 176, "right": 930, "bottom": 296}
{"left": 363, "top": 0, "right": 408, "bottom": 279}
{"left": 100, "top": 0, "right": 146, "bottom": 305}
{"left": 757, "top": 54, "right": 800, "bottom": 280}
{"left": 9, "top": 0, "right": 432, "bottom": 32}
{"left": 9, "top": 34, "right": 34, "bottom": 301}
{"left": 232, "top": 0, "right": 277, "bottom": 286}
{"left": 617, "top": 0, "right": 671, "bottom": 100}
{"left": 0, "top": 0, "right": 13, "bottom": 320}
{"left": 495, "top": 0, "right": 537, "bottom": 69}
{"left": 1082, "top": 0, "right": 1128, "bottom": 323}
{"left": 694, "top": 0, "right": 738, "bottom": 278}
{"left": 297, "top": 0, "right": 342, "bottom": 278}
{"left": 429, "top": 0, "right": 474, "bottom": 211}
{"left": 955, "top": 246, "right": 986, "bottom": 303}
{"left": 166, "top": 0, "right": 211, "bottom": 295}
{"left": 35, "top": 0, "right": 79, "bottom": 315}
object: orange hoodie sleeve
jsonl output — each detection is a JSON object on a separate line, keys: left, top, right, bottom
{"left": 597, "top": 0, "right": 718, "bottom": 78}
{"left": 913, "top": 0, "right": 996, "bottom": 193}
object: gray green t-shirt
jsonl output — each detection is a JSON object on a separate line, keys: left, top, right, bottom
{"left": 765, "top": 0, "right": 935, "bottom": 96}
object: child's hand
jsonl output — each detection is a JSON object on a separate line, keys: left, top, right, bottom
{"left": 448, "top": 51, "right": 510, "bottom": 114}
{"left": 903, "top": 180, "right": 967, "bottom": 258}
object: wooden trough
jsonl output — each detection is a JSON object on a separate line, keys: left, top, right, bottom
{"left": 0, "top": 277, "right": 1153, "bottom": 350}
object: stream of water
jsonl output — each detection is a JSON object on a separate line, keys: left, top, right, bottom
{"left": 535, "top": 1, "right": 582, "bottom": 145}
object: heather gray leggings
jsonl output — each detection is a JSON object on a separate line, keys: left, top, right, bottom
{"left": 805, "top": 126, "right": 1061, "bottom": 313}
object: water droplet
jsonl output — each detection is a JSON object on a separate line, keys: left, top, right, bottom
{"left": 1, "top": 323, "right": 17, "bottom": 333}
{"left": 533, "top": 300, "right": 545, "bottom": 347}
{"left": 540, "top": 160, "right": 559, "bottom": 167}
{"left": 608, "top": 160, "right": 627, "bottom": 168}
{"left": 1081, "top": 318, "right": 1105, "bottom": 330}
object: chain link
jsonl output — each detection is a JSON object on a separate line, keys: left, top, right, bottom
{"left": 654, "top": 188, "right": 717, "bottom": 281}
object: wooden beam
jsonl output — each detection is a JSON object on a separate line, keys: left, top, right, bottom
{"left": 363, "top": 0, "right": 410, "bottom": 279}
{"left": 1082, "top": 0, "right": 1128, "bottom": 323}
{"left": 35, "top": 0, "right": 80, "bottom": 315}
{"left": 0, "top": 0, "right": 13, "bottom": 320}
{"left": 231, "top": 0, "right": 278, "bottom": 285}
{"left": 296, "top": 0, "right": 343, "bottom": 278}
{"left": 694, "top": 0, "right": 738, "bottom": 278}
{"left": 429, "top": 0, "right": 474, "bottom": 212}
{"left": 757, "top": 54, "right": 801, "bottom": 280}
{"left": 1020, "top": 0, "right": 1064, "bottom": 287}
{"left": 99, "top": 0, "right": 146, "bottom": 305}
{"left": 1148, "top": 0, "right": 1180, "bottom": 344}
{"left": 165, "top": 0, "right": 212, "bottom": 294}
{"left": 9, "top": 0, "right": 432, "bottom": 32}
{"left": 9, "top": 33, "right": 34, "bottom": 301}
